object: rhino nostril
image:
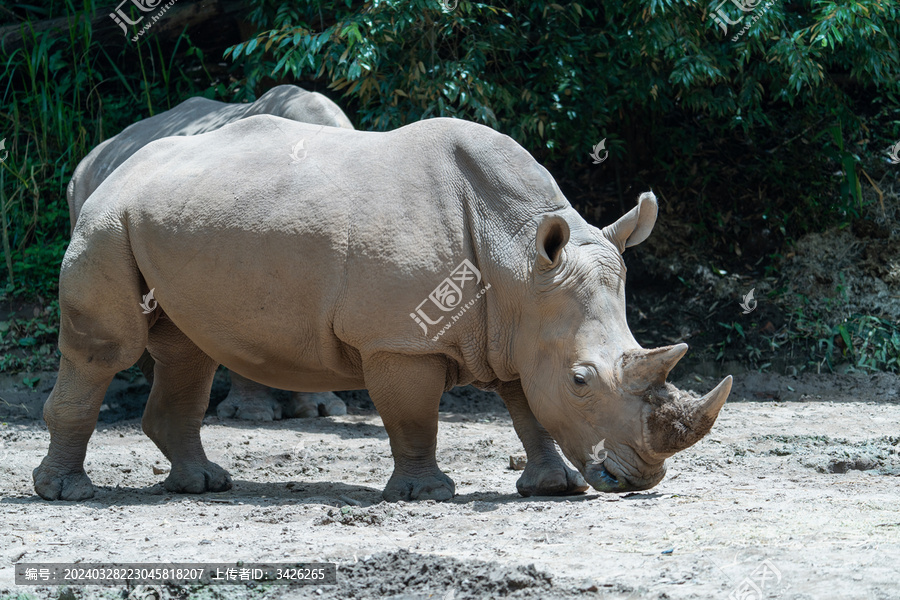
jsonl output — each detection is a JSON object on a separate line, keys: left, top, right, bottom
{"left": 599, "top": 465, "right": 621, "bottom": 487}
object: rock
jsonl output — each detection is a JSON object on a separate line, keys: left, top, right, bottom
{"left": 509, "top": 455, "right": 527, "bottom": 470}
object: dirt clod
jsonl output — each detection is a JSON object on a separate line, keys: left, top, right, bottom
{"left": 508, "top": 455, "right": 527, "bottom": 470}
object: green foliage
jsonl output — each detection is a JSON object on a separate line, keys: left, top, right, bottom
{"left": 0, "top": 0, "right": 223, "bottom": 298}
{"left": 228, "top": 0, "right": 900, "bottom": 245}
{"left": 0, "top": 293, "right": 60, "bottom": 372}
{"left": 789, "top": 302, "right": 900, "bottom": 374}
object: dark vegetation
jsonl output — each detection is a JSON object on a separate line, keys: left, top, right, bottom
{"left": 0, "top": 0, "right": 898, "bottom": 376}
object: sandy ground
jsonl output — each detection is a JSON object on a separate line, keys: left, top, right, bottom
{"left": 1, "top": 373, "right": 899, "bottom": 600}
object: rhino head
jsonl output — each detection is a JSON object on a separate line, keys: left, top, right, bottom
{"left": 514, "top": 192, "right": 732, "bottom": 493}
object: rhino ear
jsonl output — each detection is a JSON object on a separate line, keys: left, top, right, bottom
{"left": 536, "top": 214, "right": 570, "bottom": 269}
{"left": 602, "top": 192, "right": 658, "bottom": 253}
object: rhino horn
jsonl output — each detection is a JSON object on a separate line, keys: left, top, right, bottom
{"left": 622, "top": 343, "right": 688, "bottom": 388}
{"left": 646, "top": 375, "right": 732, "bottom": 456}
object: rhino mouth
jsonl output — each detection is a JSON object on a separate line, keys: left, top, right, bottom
{"left": 583, "top": 459, "right": 664, "bottom": 493}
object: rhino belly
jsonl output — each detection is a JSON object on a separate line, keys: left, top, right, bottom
{"left": 129, "top": 208, "right": 362, "bottom": 392}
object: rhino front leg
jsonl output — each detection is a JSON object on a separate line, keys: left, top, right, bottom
{"left": 364, "top": 353, "right": 454, "bottom": 502}
{"left": 142, "top": 317, "right": 231, "bottom": 494}
{"left": 497, "top": 380, "right": 588, "bottom": 497}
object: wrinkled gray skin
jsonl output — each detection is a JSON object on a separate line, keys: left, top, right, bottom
{"left": 67, "top": 85, "right": 351, "bottom": 422}
{"left": 36, "top": 115, "right": 731, "bottom": 502}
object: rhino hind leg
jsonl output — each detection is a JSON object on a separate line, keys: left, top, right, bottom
{"left": 285, "top": 392, "right": 347, "bottom": 418}
{"left": 216, "top": 373, "right": 282, "bottom": 421}
{"left": 365, "top": 353, "right": 455, "bottom": 502}
{"left": 34, "top": 230, "right": 149, "bottom": 501}
{"left": 497, "top": 381, "right": 588, "bottom": 497}
{"left": 33, "top": 358, "right": 115, "bottom": 501}
{"left": 142, "top": 317, "right": 232, "bottom": 494}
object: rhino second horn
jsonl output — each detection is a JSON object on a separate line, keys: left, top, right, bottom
{"left": 646, "top": 375, "right": 732, "bottom": 455}
{"left": 623, "top": 343, "right": 688, "bottom": 388}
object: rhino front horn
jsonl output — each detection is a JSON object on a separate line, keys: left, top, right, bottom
{"left": 693, "top": 375, "right": 732, "bottom": 424}
{"left": 646, "top": 375, "right": 733, "bottom": 456}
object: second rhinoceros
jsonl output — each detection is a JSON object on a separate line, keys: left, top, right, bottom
{"left": 36, "top": 115, "right": 731, "bottom": 502}
{"left": 67, "top": 84, "right": 352, "bottom": 421}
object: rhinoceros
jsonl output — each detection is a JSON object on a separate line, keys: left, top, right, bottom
{"left": 66, "top": 84, "right": 351, "bottom": 422}
{"left": 35, "top": 115, "right": 731, "bottom": 502}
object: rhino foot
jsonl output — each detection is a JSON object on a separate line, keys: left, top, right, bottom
{"left": 163, "top": 460, "right": 233, "bottom": 494}
{"left": 216, "top": 390, "right": 282, "bottom": 421}
{"left": 286, "top": 392, "right": 347, "bottom": 418}
{"left": 383, "top": 470, "right": 455, "bottom": 502}
{"left": 516, "top": 460, "right": 588, "bottom": 497}
{"left": 33, "top": 462, "right": 94, "bottom": 501}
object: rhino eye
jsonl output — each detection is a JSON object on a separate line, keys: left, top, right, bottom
{"left": 574, "top": 373, "right": 588, "bottom": 385}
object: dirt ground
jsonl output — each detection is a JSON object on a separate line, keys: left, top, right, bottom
{"left": 1, "top": 371, "right": 899, "bottom": 600}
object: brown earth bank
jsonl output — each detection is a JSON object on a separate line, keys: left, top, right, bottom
{"left": 1, "top": 372, "right": 899, "bottom": 600}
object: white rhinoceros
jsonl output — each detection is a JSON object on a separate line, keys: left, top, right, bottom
{"left": 66, "top": 84, "right": 351, "bottom": 422}
{"left": 36, "top": 115, "right": 731, "bottom": 502}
